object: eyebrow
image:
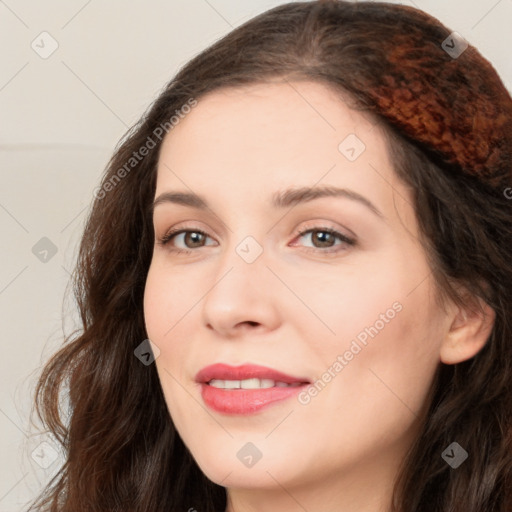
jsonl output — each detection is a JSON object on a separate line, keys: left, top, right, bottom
{"left": 150, "top": 185, "right": 384, "bottom": 218}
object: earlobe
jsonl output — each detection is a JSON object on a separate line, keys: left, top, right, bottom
{"left": 439, "top": 296, "right": 496, "bottom": 365}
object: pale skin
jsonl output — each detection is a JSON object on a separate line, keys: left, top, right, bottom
{"left": 143, "top": 80, "right": 495, "bottom": 512}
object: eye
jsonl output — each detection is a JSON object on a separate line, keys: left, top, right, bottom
{"left": 291, "top": 227, "right": 355, "bottom": 254}
{"left": 157, "top": 228, "right": 217, "bottom": 254}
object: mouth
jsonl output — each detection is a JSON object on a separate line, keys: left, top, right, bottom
{"left": 195, "top": 363, "right": 310, "bottom": 415}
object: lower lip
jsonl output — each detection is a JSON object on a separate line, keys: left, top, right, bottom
{"left": 200, "top": 383, "right": 307, "bottom": 414}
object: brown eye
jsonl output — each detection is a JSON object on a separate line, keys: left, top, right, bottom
{"left": 159, "top": 229, "right": 215, "bottom": 253}
{"left": 293, "top": 227, "right": 355, "bottom": 253}
{"left": 309, "top": 230, "right": 336, "bottom": 248}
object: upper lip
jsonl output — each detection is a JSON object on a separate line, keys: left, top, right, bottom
{"left": 195, "top": 363, "right": 310, "bottom": 384}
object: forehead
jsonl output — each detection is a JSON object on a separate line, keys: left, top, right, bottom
{"left": 156, "top": 80, "right": 391, "bottom": 186}
{"left": 163, "top": 80, "right": 379, "bottom": 149}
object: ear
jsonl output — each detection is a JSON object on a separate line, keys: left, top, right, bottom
{"left": 439, "top": 294, "right": 496, "bottom": 365}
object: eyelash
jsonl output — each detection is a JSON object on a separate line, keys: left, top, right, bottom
{"left": 157, "top": 225, "right": 356, "bottom": 255}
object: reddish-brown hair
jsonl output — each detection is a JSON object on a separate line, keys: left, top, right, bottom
{"left": 29, "top": 1, "right": 512, "bottom": 511}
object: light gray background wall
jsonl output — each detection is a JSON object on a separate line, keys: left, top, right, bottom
{"left": 1, "top": 1, "right": 511, "bottom": 510}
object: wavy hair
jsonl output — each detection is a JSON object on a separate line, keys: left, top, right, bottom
{"left": 29, "top": 1, "right": 512, "bottom": 510}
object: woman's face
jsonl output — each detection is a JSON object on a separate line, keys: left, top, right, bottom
{"left": 143, "top": 81, "right": 453, "bottom": 506}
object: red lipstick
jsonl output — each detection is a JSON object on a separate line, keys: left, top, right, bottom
{"left": 195, "top": 363, "right": 310, "bottom": 415}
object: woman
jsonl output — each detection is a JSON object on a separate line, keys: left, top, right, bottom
{"left": 30, "top": 1, "right": 512, "bottom": 511}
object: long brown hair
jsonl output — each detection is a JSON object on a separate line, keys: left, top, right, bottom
{"left": 29, "top": 1, "right": 512, "bottom": 510}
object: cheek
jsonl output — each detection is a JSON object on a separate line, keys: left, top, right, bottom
{"left": 143, "top": 262, "right": 194, "bottom": 339}
{"left": 298, "top": 254, "right": 443, "bottom": 415}
{"left": 143, "top": 268, "right": 193, "bottom": 430}
{"left": 143, "top": 261, "right": 201, "bottom": 382}
{"left": 294, "top": 302, "right": 442, "bottom": 474}
{"left": 323, "top": 284, "right": 443, "bottom": 429}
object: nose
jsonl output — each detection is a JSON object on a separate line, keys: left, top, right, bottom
{"left": 201, "top": 241, "right": 281, "bottom": 339}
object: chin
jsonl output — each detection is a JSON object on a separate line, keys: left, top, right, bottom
{"left": 185, "top": 438, "right": 299, "bottom": 489}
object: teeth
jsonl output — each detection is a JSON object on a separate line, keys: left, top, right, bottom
{"left": 208, "top": 378, "right": 299, "bottom": 389}
{"left": 241, "top": 378, "right": 272, "bottom": 389}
